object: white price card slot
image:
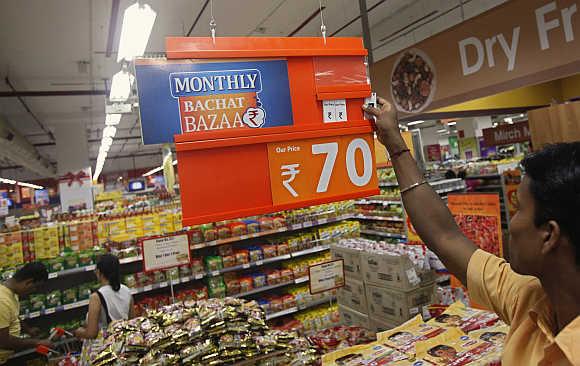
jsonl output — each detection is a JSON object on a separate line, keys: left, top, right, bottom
{"left": 142, "top": 233, "right": 191, "bottom": 272}
{"left": 143, "top": 285, "right": 153, "bottom": 292}
{"left": 44, "top": 308, "right": 55, "bottom": 315}
{"left": 194, "top": 274, "right": 204, "bottom": 280}
{"left": 255, "top": 260, "right": 264, "bottom": 266}
{"left": 30, "top": 311, "right": 41, "bottom": 318}
{"left": 308, "top": 259, "right": 345, "bottom": 295}
{"left": 48, "top": 273, "right": 58, "bottom": 279}
{"left": 292, "top": 224, "right": 302, "bottom": 230}
{"left": 239, "top": 235, "right": 249, "bottom": 240}
{"left": 242, "top": 264, "right": 250, "bottom": 269}
{"left": 334, "top": 99, "right": 347, "bottom": 122}
{"left": 159, "top": 281, "right": 168, "bottom": 288}
{"left": 85, "top": 265, "right": 96, "bottom": 271}
{"left": 211, "top": 271, "right": 220, "bottom": 277}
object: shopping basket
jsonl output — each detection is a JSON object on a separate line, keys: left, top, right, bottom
{"left": 35, "top": 328, "right": 82, "bottom": 366}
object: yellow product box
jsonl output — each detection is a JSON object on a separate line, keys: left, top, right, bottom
{"left": 125, "top": 216, "right": 143, "bottom": 230}
{"left": 108, "top": 219, "right": 127, "bottom": 233}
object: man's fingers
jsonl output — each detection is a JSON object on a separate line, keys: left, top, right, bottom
{"left": 362, "top": 105, "right": 382, "bottom": 116}
{"left": 376, "top": 96, "right": 389, "bottom": 106}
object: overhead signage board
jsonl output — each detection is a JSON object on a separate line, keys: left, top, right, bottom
{"left": 482, "top": 121, "right": 531, "bottom": 146}
{"left": 135, "top": 59, "right": 294, "bottom": 145}
{"left": 372, "top": 0, "right": 580, "bottom": 115}
{"left": 134, "top": 37, "right": 379, "bottom": 226}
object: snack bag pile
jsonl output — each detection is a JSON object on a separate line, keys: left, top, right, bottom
{"left": 323, "top": 302, "right": 508, "bottom": 366}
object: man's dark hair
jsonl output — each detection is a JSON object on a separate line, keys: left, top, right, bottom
{"left": 13, "top": 262, "right": 48, "bottom": 283}
{"left": 521, "top": 142, "right": 580, "bottom": 265}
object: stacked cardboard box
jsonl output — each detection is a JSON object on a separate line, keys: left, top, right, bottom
{"left": 332, "top": 238, "right": 436, "bottom": 333}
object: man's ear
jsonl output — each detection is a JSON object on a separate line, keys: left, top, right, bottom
{"left": 540, "top": 220, "right": 561, "bottom": 255}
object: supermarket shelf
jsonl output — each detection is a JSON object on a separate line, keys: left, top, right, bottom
{"left": 265, "top": 295, "right": 336, "bottom": 320}
{"left": 360, "top": 229, "right": 406, "bottom": 239}
{"left": 354, "top": 199, "right": 402, "bottom": 205}
{"left": 233, "top": 276, "right": 309, "bottom": 298}
{"left": 354, "top": 214, "right": 404, "bottom": 222}
{"left": 465, "top": 174, "right": 500, "bottom": 179}
{"left": 26, "top": 248, "right": 331, "bottom": 319}
{"left": 379, "top": 182, "right": 398, "bottom": 187}
{"left": 435, "top": 185, "right": 466, "bottom": 194}
{"left": 45, "top": 215, "right": 351, "bottom": 280}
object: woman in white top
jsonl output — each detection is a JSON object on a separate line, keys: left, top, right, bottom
{"left": 73, "top": 254, "right": 135, "bottom": 339}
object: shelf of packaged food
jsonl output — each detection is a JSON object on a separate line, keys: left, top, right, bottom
{"left": 354, "top": 214, "right": 404, "bottom": 222}
{"left": 354, "top": 199, "right": 402, "bottom": 205}
{"left": 474, "top": 185, "right": 502, "bottom": 190}
{"left": 435, "top": 185, "right": 466, "bottom": 194}
{"left": 44, "top": 215, "right": 352, "bottom": 280}
{"left": 233, "top": 276, "right": 310, "bottom": 298}
{"left": 21, "top": 299, "right": 90, "bottom": 320}
{"left": 465, "top": 174, "right": 500, "bottom": 179}
{"left": 379, "top": 182, "right": 398, "bottom": 187}
{"left": 360, "top": 229, "right": 406, "bottom": 239}
{"left": 265, "top": 295, "right": 336, "bottom": 320}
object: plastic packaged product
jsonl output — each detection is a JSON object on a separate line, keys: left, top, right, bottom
{"left": 257, "top": 299, "right": 271, "bottom": 314}
{"left": 47, "top": 257, "right": 65, "bottom": 273}
{"left": 222, "top": 255, "right": 236, "bottom": 268}
{"left": 378, "top": 315, "right": 450, "bottom": 355}
{"left": 178, "top": 264, "right": 192, "bottom": 278}
{"left": 191, "top": 258, "right": 204, "bottom": 274}
{"left": 189, "top": 227, "right": 204, "bottom": 244}
{"left": 46, "top": 290, "right": 62, "bottom": 308}
{"left": 201, "top": 224, "right": 217, "bottom": 242}
{"left": 248, "top": 247, "right": 263, "bottom": 262}
{"left": 217, "top": 245, "right": 233, "bottom": 257}
{"left": 78, "top": 251, "right": 93, "bottom": 267}
{"left": 77, "top": 284, "right": 93, "bottom": 301}
{"left": 261, "top": 244, "right": 277, "bottom": 259}
{"left": 258, "top": 217, "right": 274, "bottom": 231}
{"left": 124, "top": 274, "right": 137, "bottom": 289}
{"left": 29, "top": 294, "right": 46, "bottom": 311}
{"left": 239, "top": 277, "right": 253, "bottom": 293}
{"left": 224, "top": 276, "right": 241, "bottom": 295}
{"left": 136, "top": 272, "right": 152, "bottom": 287}
{"left": 272, "top": 216, "right": 287, "bottom": 229}
{"left": 63, "top": 252, "right": 78, "bottom": 269}
{"left": 165, "top": 267, "right": 179, "bottom": 281}
{"left": 216, "top": 225, "right": 231, "bottom": 240}
{"left": 244, "top": 220, "right": 260, "bottom": 234}
{"left": 264, "top": 269, "right": 281, "bottom": 285}
{"left": 282, "top": 294, "right": 297, "bottom": 309}
{"left": 252, "top": 273, "right": 267, "bottom": 288}
{"left": 234, "top": 250, "right": 249, "bottom": 266}
{"left": 279, "top": 269, "right": 294, "bottom": 283}
{"left": 276, "top": 242, "right": 290, "bottom": 256}
{"left": 62, "top": 288, "right": 77, "bottom": 304}
{"left": 427, "top": 301, "right": 500, "bottom": 333}
{"left": 287, "top": 237, "right": 301, "bottom": 252}
{"left": 420, "top": 330, "right": 495, "bottom": 366}
{"left": 270, "top": 297, "right": 283, "bottom": 312}
{"left": 204, "top": 256, "right": 223, "bottom": 272}
{"left": 152, "top": 270, "right": 166, "bottom": 283}
{"left": 229, "top": 222, "right": 247, "bottom": 237}
{"left": 207, "top": 276, "right": 226, "bottom": 298}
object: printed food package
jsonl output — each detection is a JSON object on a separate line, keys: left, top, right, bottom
{"left": 378, "top": 315, "right": 453, "bottom": 356}
{"left": 418, "top": 331, "right": 496, "bottom": 366}
{"left": 427, "top": 302, "right": 499, "bottom": 333}
{"left": 322, "top": 341, "right": 427, "bottom": 366}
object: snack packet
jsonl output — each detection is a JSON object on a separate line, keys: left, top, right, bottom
{"left": 378, "top": 315, "right": 454, "bottom": 355}
{"left": 427, "top": 302, "right": 499, "bottom": 333}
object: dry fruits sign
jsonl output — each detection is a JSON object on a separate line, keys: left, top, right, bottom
{"left": 372, "top": 0, "right": 580, "bottom": 114}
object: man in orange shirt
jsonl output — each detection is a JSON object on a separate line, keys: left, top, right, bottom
{"left": 364, "top": 98, "right": 579, "bottom": 365}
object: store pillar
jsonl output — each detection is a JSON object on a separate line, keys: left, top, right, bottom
{"left": 456, "top": 118, "right": 480, "bottom": 160}
{"left": 55, "top": 122, "right": 94, "bottom": 211}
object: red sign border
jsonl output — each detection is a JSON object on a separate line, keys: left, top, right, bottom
{"left": 140, "top": 232, "right": 192, "bottom": 273}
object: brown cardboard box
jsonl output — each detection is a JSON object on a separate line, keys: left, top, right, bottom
{"left": 330, "top": 245, "right": 362, "bottom": 279}
{"left": 360, "top": 251, "right": 435, "bottom": 291}
{"left": 369, "top": 317, "right": 402, "bottom": 333}
{"left": 339, "top": 305, "right": 370, "bottom": 328}
{"left": 337, "top": 277, "right": 368, "bottom": 314}
{"left": 366, "top": 284, "right": 434, "bottom": 324}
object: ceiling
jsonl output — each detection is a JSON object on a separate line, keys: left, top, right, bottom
{"left": 0, "top": 0, "right": 507, "bottom": 180}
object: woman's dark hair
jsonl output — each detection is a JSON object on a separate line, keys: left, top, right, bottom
{"left": 96, "top": 254, "right": 121, "bottom": 291}
{"left": 13, "top": 262, "right": 48, "bottom": 283}
{"left": 521, "top": 142, "right": 580, "bottom": 265}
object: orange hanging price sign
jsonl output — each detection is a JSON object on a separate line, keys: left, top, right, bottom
{"left": 268, "top": 134, "right": 378, "bottom": 205}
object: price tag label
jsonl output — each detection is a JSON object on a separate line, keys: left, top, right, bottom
{"left": 308, "top": 259, "right": 345, "bottom": 295}
{"left": 267, "top": 134, "right": 377, "bottom": 205}
{"left": 141, "top": 233, "right": 191, "bottom": 272}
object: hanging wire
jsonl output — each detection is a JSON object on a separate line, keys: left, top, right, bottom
{"left": 209, "top": 0, "right": 217, "bottom": 44}
{"left": 318, "top": 0, "right": 327, "bottom": 44}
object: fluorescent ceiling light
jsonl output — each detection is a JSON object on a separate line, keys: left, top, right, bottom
{"left": 105, "top": 114, "right": 122, "bottom": 125}
{"left": 109, "top": 69, "right": 135, "bottom": 102}
{"left": 117, "top": 2, "right": 157, "bottom": 62}
{"left": 103, "top": 126, "right": 117, "bottom": 138}
{"left": 407, "top": 120, "right": 425, "bottom": 126}
{"left": 504, "top": 117, "right": 513, "bottom": 123}
{"left": 143, "top": 166, "right": 163, "bottom": 177}
{"left": 437, "top": 129, "right": 447, "bottom": 133}
{"left": 0, "top": 178, "right": 43, "bottom": 189}
{"left": 172, "top": 159, "right": 178, "bottom": 166}
{"left": 447, "top": 121, "right": 457, "bottom": 126}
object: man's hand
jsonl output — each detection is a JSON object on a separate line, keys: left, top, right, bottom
{"left": 36, "top": 339, "right": 52, "bottom": 348}
{"left": 362, "top": 97, "right": 405, "bottom": 151}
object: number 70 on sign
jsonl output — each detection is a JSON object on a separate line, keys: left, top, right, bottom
{"left": 267, "top": 134, "right": 379, "bottom": 205}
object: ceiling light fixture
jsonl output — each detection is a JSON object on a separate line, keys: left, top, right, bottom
{"left": 407, "top": 120, "right": 426, "bottom": 126}
{"left": 109, "top": 68, "right": 135, "bottom": 102}
{"left": 143, "top": 160, "right": 178, "bottom": 177}
{"left": 117, "top": 2, "right": 157, "bottom": 62}
{"left": 0, "top": 178, "right": 43, "bottom": 189}
{"left": 447, "top": 121, "right": 457, "bottom": 126}
{"left": 437, "top": 128, "right": 447, "bottom": 133}
{"left": 105, "top": 114, "right": 122, "bottom": 126}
